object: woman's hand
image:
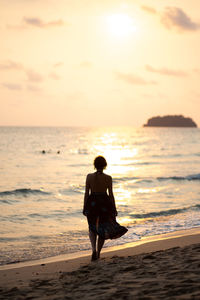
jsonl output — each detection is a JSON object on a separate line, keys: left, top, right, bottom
{"left": 83, "top": 208, "right": 88, "bottom": 216}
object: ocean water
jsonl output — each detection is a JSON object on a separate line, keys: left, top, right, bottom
{"left": 0, "top": 126, "right": 200, "bottom": 265}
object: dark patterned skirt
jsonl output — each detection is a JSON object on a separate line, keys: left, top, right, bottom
{"left": 85, "top": 192, "right": 128, "bottom": 240}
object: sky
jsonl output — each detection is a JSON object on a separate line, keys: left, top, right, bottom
{"left": 0, "top": 0, "right": 200, "bottom": 127}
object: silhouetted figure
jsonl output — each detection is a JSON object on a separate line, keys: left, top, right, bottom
{"left": 57, "top": 150, "right": 60, "bottom": 154}
{"left": 42, "top": 150, "right": 46, "bottom": 154}
{"left": 83, "top": 156, "right": 128, "bottom": 261}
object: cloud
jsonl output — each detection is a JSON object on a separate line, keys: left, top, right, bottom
{"left": 0, "top": 60, "right": 45, "bottom": 83}
{"left": 146, "top": 65, "right": 187, "bottom": 77}
{"left": 0, "top": 60, "right": 23, "bottom": 70}
{"left": 141, "top": 6, "right": 200, "bottom": 33}
{"left": 26, "top": 69, "right": 43, "bottom": 82}
{"left": 7, "top": 17, "right": 65, "bottom": 30}
{"left": 23, "top": 17, "right": 65, "bottom": 28}
{"left": 141, "top": 6, "right": 157, "bottom": 15}
{"left": 161, "top": 7, "right": 200, "bottom": 32}
{"left": 115, "top": 71, "right": 156, "bottom": 85}
{"left": 80, "top": 61, "right": 92, "bottom": 68}
{"left": 2, "top": 83, "right": 22, "bottom": 90}
{"left": 193, "top": 68, "right": 200, "bottom": 74}
{"left": 49, "top": 72, "right": 60, "bottom": 80}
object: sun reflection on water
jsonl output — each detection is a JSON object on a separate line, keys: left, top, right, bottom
{"left": 92, "top": 131, "right": 139, "bottom": 175}
{"left": 90, "top": 129, "right": 142, "bottom": 207}
{"left": 137, "top": 188, "right": 157, "bottom": 194}
{"left": 114, "top": 187, "right": 132, "bottom": 205}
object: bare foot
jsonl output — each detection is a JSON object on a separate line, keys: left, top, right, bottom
{"left": 91, "top": 251, "right": 97, "bottom": 261}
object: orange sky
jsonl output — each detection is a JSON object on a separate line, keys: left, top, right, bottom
{"left": 0, "top": 0, "right": 200, "bottom": 127}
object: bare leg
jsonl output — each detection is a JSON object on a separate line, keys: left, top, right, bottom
{"left": 97, "top": 237, "right": 105, "bottom": 258}
{"left": 89, "top": 230, "right": 97, "bottom": 252}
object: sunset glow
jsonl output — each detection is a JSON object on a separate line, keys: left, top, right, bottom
{"left": 106, "top": 13, "right": 137, "bottom": 37}
{"left": 92, "top": 130, "right": 139, "bottom": 174}
{"left": 0, "top": 1, "right": 199, "bottom": 126}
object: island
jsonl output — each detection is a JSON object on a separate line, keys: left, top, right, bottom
{"left": 144, "top": 115, "right": 197, "bottom": 127}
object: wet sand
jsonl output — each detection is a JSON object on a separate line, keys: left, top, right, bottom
{"left": 1, "top": 228, "right": 200, "bottom": 299}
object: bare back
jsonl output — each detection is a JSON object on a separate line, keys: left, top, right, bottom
{"left": 87, "top": 172, "right": 111, "bottom": 193}
{"left": 83, "top": 170, "right": 117, "bottom": 216}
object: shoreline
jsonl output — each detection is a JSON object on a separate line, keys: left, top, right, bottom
{"left": 1, "top": 227, "right": 200, "bottom": 299}
{"left": 1, "top": 227, "right": 200, "bottom": 286}
{"left": 1, "top": 227, "right": 200, "bottom": 272}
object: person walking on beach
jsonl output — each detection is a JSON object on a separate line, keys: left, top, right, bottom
{"left": 83, "top": 156, "right": 127, "bottom": 261}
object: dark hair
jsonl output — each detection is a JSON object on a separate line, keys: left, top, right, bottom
{"left": 94, "top": 156, "right": 107, "bottom": 170}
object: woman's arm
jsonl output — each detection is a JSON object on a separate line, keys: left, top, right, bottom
{"left": 83, "top": 174, "right": 90, "bottom": 216}
{"left": 108, "top": 176, "right": 118, "bottom": 216}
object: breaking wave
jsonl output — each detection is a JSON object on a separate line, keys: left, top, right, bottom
{"left": 0, "top": 188, "right": 50, "bottom": 197}
{"left": 114, "top": 173, "right": 200, "bottom": 184}
{"left": 157, "top": 173, "right": 200, "bottom": 181}
{"left": 130, "top": 204, "right": 200, "bottom": 219}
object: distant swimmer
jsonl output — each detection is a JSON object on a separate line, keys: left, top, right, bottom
{"left": 41, "top": 150, "right": 60, "bottom": 154}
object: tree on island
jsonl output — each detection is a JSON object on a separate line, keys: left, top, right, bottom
{"left": 144, "top": 115, "right": 197, "bottom": 127}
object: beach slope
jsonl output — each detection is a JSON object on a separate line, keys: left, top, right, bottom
{"left": 1, "top": 229, "right": 200, "bottom": 299}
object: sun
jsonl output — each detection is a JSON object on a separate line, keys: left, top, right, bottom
{"left": 106, "top": 13, "right": 136, "bottom": 38}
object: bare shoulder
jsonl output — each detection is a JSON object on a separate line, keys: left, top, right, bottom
{"left": 86, "top": 172, "right": 95, "bottom": 180}
{"left": 103, "top": 173, "right": 112, "bottom": 181}
{"left": 87, "top": 173, "right": 92, "bottom": 177}
{"left": 86, "top": 173, "right": 93, "bottom": 178}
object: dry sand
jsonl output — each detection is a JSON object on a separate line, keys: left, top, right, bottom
{"left": 1, "top": 228, "right": 200, "bottom": 299}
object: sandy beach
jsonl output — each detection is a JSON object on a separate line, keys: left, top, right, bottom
{"left": 1, "top": 228, "right": 200, "bottom": 299}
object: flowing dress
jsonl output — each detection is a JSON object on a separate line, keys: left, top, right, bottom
{"left": 85, "top": 192, "right": 128, "bottom": 240}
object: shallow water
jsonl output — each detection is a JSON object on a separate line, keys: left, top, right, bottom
{"left": 0, "top": 126, "right": 200, "bottom": 265}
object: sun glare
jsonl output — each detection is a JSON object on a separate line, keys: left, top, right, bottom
{"left": 106, "top": 13, "right": 137, "bottom": 38}
{"left": 92, "top": 132, "right": 138, "bottom": 175}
